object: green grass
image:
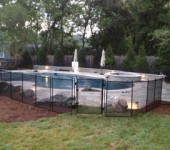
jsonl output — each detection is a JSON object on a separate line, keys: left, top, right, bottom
{"left": 77, "top": 105, "right": 102, "bottom": 114}
{"left": 0, "top": 113, "right": 170, "bottom": 150}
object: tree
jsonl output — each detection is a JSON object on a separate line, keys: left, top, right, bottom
{"left": 70, "top": 0, "right": 100, "bottom": 50}
{"left": 40, "top": 0, "right": 72, "bottom": 54}
{"left": 91, "top": 0, "right": 132, "bottom": 55}
{"left": 151, "top": 1, "right": 170, "bottom": 78}
{"left": 21, "top": 50, "right": 32, "bottom": 68}
{"left": 78, "top": 48, "right": 86, "bottom": 67}
{"left": 153, "top": 29, "right": 170, "bottom": 79}
{"left": 0, "top": 3, "right": 29, "bottom": 66}
{"left": 0, "top": 31, "right": 10, "bottom": 51}
{"left": 134, "top": 45, "right": 148, "bottom": 72}
{"left": 54, "top": 49, "right": 64, "bottom": 66}
{"left": 105, "top": 44, "right": 115, "bottom": 69}
{"left": 123, "top": 48, "right": 136, "bottom": 71}
{"left": 37, "top": 49, "right": 47, "bottom": 65}
{"left": 1, "top": 0, "right": 170, "bottom": 67}
{"left": 17, "top": 0, "right": 43, "bottom": 52}
{"left": 125, "top": 0, "right": 170, "bottom": 55}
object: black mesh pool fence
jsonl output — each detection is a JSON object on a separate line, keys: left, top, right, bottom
{"left": 0, "top": 70, "right": 164, "bottom": 116}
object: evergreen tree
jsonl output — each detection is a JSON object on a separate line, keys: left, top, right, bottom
{"left": 105, "top": 44, "right": 115, "bottom": 69}
{"left": 78, "top": 49, "right": 86, "bottom": 67}
{"left": 154, "top": 29, "right": 170, "bottom": 79}
{"left": 37, "top": 49, "right": 47, "bottom": 65}
{"left": 134, "top": 46, "right": 148, "bottom": 72}
{"left": 123, "top": 48, "right": 136, "bottom": 71}
{"left": 54, "top": 49, "right": 64, "bottom": 66}
{"left": 21, "top": 50, "right": 32, "bottom": 68}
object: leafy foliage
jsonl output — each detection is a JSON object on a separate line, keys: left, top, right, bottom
{"left": 134, "top": 46, "right": 148, "bottom": 72}
{"left": 0, "top": 3, "right": 28, "bottom": 66}
{"left": 21, "top": 50, "right": 32, "bottom": 68}
{"left": 123, "top": 48, "right": 136, "bottom": 71}
{"left": 54, "top": 49, "right": 64, "bottom": 66}
{"left": 154, "top": 29, "right": 170, "bottom": 73}
{"left": 96, "top": 1, "right": 131, "bottom": 55}
{"left": 37, "top": 49, "right": 47, "bottom": 65}
{"left": 105, "top": 44, "right": 115, "bottom": 69}
{"left": 0, "top": 0, "right": 170, "bottom": 69}
{"left": 78, "top": 49, "right": 86, "bottom": 67}
{"left": 125, "top": 0, "right": 170, "bottom": 55}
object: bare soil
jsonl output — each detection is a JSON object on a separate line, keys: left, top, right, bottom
{"left": 0, "top": 96, "right": 170, "bottom": 123}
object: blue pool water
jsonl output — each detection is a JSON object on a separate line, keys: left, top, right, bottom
{"left": 36, "top": 73, "right": 132, "bottom": 90}
{"left": 2, "top": 72, "right": 132, "bottom": 90}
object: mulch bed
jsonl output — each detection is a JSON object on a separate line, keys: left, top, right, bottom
{"left": 0, "top": 96, "right": 170, "bottom": 123}
{"left": 0, "top": 96, "right": 58, "bottom": 123}
{"left": 151, "top": 101, "right": 170, "bottom": 115}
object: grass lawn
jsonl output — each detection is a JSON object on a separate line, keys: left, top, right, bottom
{"left": 0, "top": 113, "right": 170, "bottom": 150}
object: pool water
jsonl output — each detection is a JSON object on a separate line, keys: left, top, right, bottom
{"left": 2, "top": 72, "right": 132, "bottom": 90}
{"left": 36, "top": 73, "right": 132, "bottom": 90}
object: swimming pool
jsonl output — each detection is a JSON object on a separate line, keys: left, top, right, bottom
{"left": 36, "top": 73, "right": 132, "bottom": 90}
{"left": 1, "top": 71, "right": 133, "bottom": 90}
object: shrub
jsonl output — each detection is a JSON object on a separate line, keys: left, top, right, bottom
{"left": 21, "top": 50, "right": 32, "bottom": 68}
{"left": 122, "top": 48, "right": 136, "bottom": 71}
{"left": 78, "top": 49, "right": 86, "bottom": 67}
{"left": 134, "top": 46, "right": 148, "bottom": 72}
{"left": 54, "top": 49, "right": 64, "bottom": 66}
{"left": 153, "top": 29, "right": 170, "bottom": 80}
{"left": 37, "top": 49, "right": 47, "bottom": 65}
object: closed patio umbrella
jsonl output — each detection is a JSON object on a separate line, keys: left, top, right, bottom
{"left": 100, "top": 49, "right": 105, "bottom": 68}
{"left": 73, "top": 49, "right": 78, "bottom": 62}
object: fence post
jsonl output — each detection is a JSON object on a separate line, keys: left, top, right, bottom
{"left": 49, "top": 77, "right": 51, "bottom": 111}
{"left": 160, "top": 78, "right": 164, "bottom": 105}
{"left": 9, "top": 70, "right": 12, "bottom": 98}
{"left": 34, "top": 74, "right": 37, "bottom": 106}
{"left": 22, "top": 73, "right": 23, "bottom": 103}
{"left": 101, "top": 79, "right": 104, "bottom": 115}
{"left": 146, "top": 80, "right": 149, "bottom": 112}
{"left": 153, "top": 79, "right": 156, "bottom": 109}
{"left": 51, "top": 77, "right": 53, "bottom": 111}
{"left": 0, "top": 70, "right": 2, "bottom": 95}
{"left": 71, "top": 78, "right": 75, "bottom": 115}
{"left": 105, "top": 77, "right": 109, "bottom": 116}
{"left": 131, "top": 81, "right": 134, "bottom": 117}
{"left": 0, "top": 70, "right": 1, "bottom": 82}
{"left": 76, "top": 78, "right": 79, "bottom": 113}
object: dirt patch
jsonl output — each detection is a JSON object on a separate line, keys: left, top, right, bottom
{"left": 0, "top": 96, "right": 58, "bottom": 123}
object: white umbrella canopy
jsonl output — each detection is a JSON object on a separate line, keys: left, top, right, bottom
{"left": 73, "top": 49, "right": 78, "bottom": 62}
{"left": 72, "top": 49, "right": 79, "bottom": 72}
{"left": 100, "top": 49, "right": 105, "bottom": 67}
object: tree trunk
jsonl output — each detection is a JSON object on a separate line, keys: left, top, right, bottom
{"left": 82, "top": 22, "right": 88, "bottom": 50}
{"left": 61, "top": 17, "right": 64, "bottom": 50}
